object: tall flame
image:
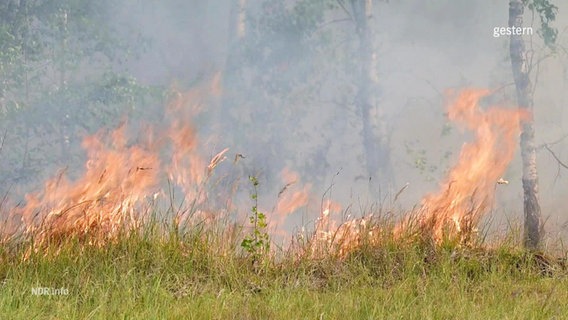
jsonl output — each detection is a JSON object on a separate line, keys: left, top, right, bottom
{"left": 305, "top": 88, "right": 528, "bottom": 256}
{"left": 403, "top": 89, "right": 527, "bottom": 242}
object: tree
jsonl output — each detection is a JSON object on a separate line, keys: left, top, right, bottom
{"left": 220, "top": 0, "right": 248, "bottom": 142}
{"left": 0, "top": 0, "right": 158, "bottom": 194}
{"left": 508, "top": 0, "right": 557, "bottom": 249}
{"left": 221, "top": 0, "right": 338, "bottom": 187}
{"left": 349, "top": 0, "right": 393, "bottom": 190}
{"left": 220, "top": 0, "right": 396, "bottom": 194}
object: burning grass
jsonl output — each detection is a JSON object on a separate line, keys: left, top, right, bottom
{"left": 2, "top": 77, "right": 229, "bottom": 249}
{"left": 0, "top": 216, "right": 566, "bottom": 319}
{"left": 0, "top": 86, "right": 532, "bottom": 261}
{"left": 296, "top": 89, "right": 529, "bottom": 257}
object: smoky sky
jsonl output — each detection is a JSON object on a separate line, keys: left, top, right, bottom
{"left": 1, "top": 0, "right": 567, "bottom": 238}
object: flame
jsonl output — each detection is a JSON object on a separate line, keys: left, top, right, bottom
{"left": 303, "top": 88, "right": 527, "bottom": 256}
{"left": 10, "top": 77, "right": 227, "bottom": 247}
{"left": 275, "top": 168, "right": 310, "bottom": 216}
{"left": 270, "top": 168, "right": 349, "bottom": 249}
{"left": 401, "top": 89, "right": 527, "bottom": 243}
{"left": 2, "top": 84, "right": 525, "bottom": 257}
{"left": 266, "top": 168, "right": 312, "bottom": 240}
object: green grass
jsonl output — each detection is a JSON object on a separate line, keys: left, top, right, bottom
{"left": 0, "top": 223, "right": 567, "bottom": 320}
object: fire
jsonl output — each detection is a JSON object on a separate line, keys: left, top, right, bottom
{"left": 18, "top": 124, "right": 161, "bottom": 245}
{"left": 400, "top": 89, "right": 527, "bottom": 243}
{"left": 270, "top": 168, "right": 349, "bottom": 251}
{"left": 275, "top": 168, "right": 310, "bottom": 217}
{"left": 9, "top": 77, "right": 227, "bottom": 247}
{"left": 304, "top": 89, "right": 526, "bottom": 256}
{"left": 306, "top": 199, "right": 365, "bottom": 258}
{"left": 266, "top": 168, "right": 312, "bottom": 240}
{"left": 2, "top": 84, "right": 524, "bottom": 257}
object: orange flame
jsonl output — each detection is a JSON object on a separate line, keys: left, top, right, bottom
{"left": 270, "top": 167, "right": 347, "bottom": 248}
{"left": 275, "top": 168, "right": 310, "bottom": 216}
{"left": 401, "top": 89, "right": 527, "bottom": 242}
{"left": 266, "top": 168, "right": 312, "bottom": 240}
{"left": 305, "top": 198, "right": 357, "bottom": 257}
{"left": 3, "top": 84, "right": 525, "bottom": 257}
{"left": 304, "top": 88, "right": 527, "bottom": 256}
{"left": 11, "top": 77, "right": 227, "bottom": 247}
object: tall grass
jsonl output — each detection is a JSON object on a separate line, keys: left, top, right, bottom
{"left": 0, "top": 205, "right": 567, "bottom": 319}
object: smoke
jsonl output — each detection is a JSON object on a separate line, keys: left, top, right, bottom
{"left": 1, "top": 0, "right": 567, "bottom": 239}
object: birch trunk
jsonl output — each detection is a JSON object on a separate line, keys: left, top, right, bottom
{"left": 508, "top": 0, "right": 543, "bottom": 249}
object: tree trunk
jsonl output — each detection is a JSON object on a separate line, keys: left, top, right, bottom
{"left": 221, "top": 0, "right": 247, "bottom": 137}
{"left": 350, "top": 0, "right": 393, "bottom": 189}
{"left": 59, "top": 8, "right": 70, "bottom": 165}
{"left": 508, "top": 0, "right": 543, "bottom": 250}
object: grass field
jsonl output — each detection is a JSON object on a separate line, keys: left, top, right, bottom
{"left": 1, "top": 220, "right": 567, "bottom": 320}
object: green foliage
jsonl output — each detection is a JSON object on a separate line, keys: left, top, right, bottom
{"left": 404, "top": 140, "right": 449, "bottom": 182}
{"left": 0, "top": 0, "right": 161, "bottom": 193}
{"left": 524, "top": 0, "right": 558, "bottom": 48}
{"left": 241, "top": 176, "right": 270, "bottom": 262}
{"left": 0, "top": 0, "right": 136, "bottom": 110}
{"left": 243, "top": 0, "right": 342, "bottom": 97}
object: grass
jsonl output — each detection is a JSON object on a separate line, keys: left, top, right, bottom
{"left": 0, "top": 217, "right": 567, "bottom": 320}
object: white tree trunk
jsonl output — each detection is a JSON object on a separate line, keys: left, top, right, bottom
{"left": 509, "top": 0, "right": 543, "bottom": 249}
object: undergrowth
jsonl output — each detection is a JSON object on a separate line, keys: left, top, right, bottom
{"left": 0, "top": 210, "right": 567, "bottom": 319}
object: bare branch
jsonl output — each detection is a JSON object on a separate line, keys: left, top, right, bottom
{"left": 336, "top": 0, "right": 353, "bottom": 20}
{"left": 0, "top": 129, "right": 6, "bottom": 157}
{"left": 544, "top": 144, "right": 568, "bottom": 170}
{"left": 546, "top": 134, "right": 568, "bottom": 147}
{"left": 531, "top": 52, "right": 554, "bottom": 96}
{"left": 537, "top": 134, "right": 568, "bottom": 150}
{"left": 316, "top": 18, "right": 352, "bottom": 31}
{"left": 489, "top": 82, "right": 516, "bottom": 96}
